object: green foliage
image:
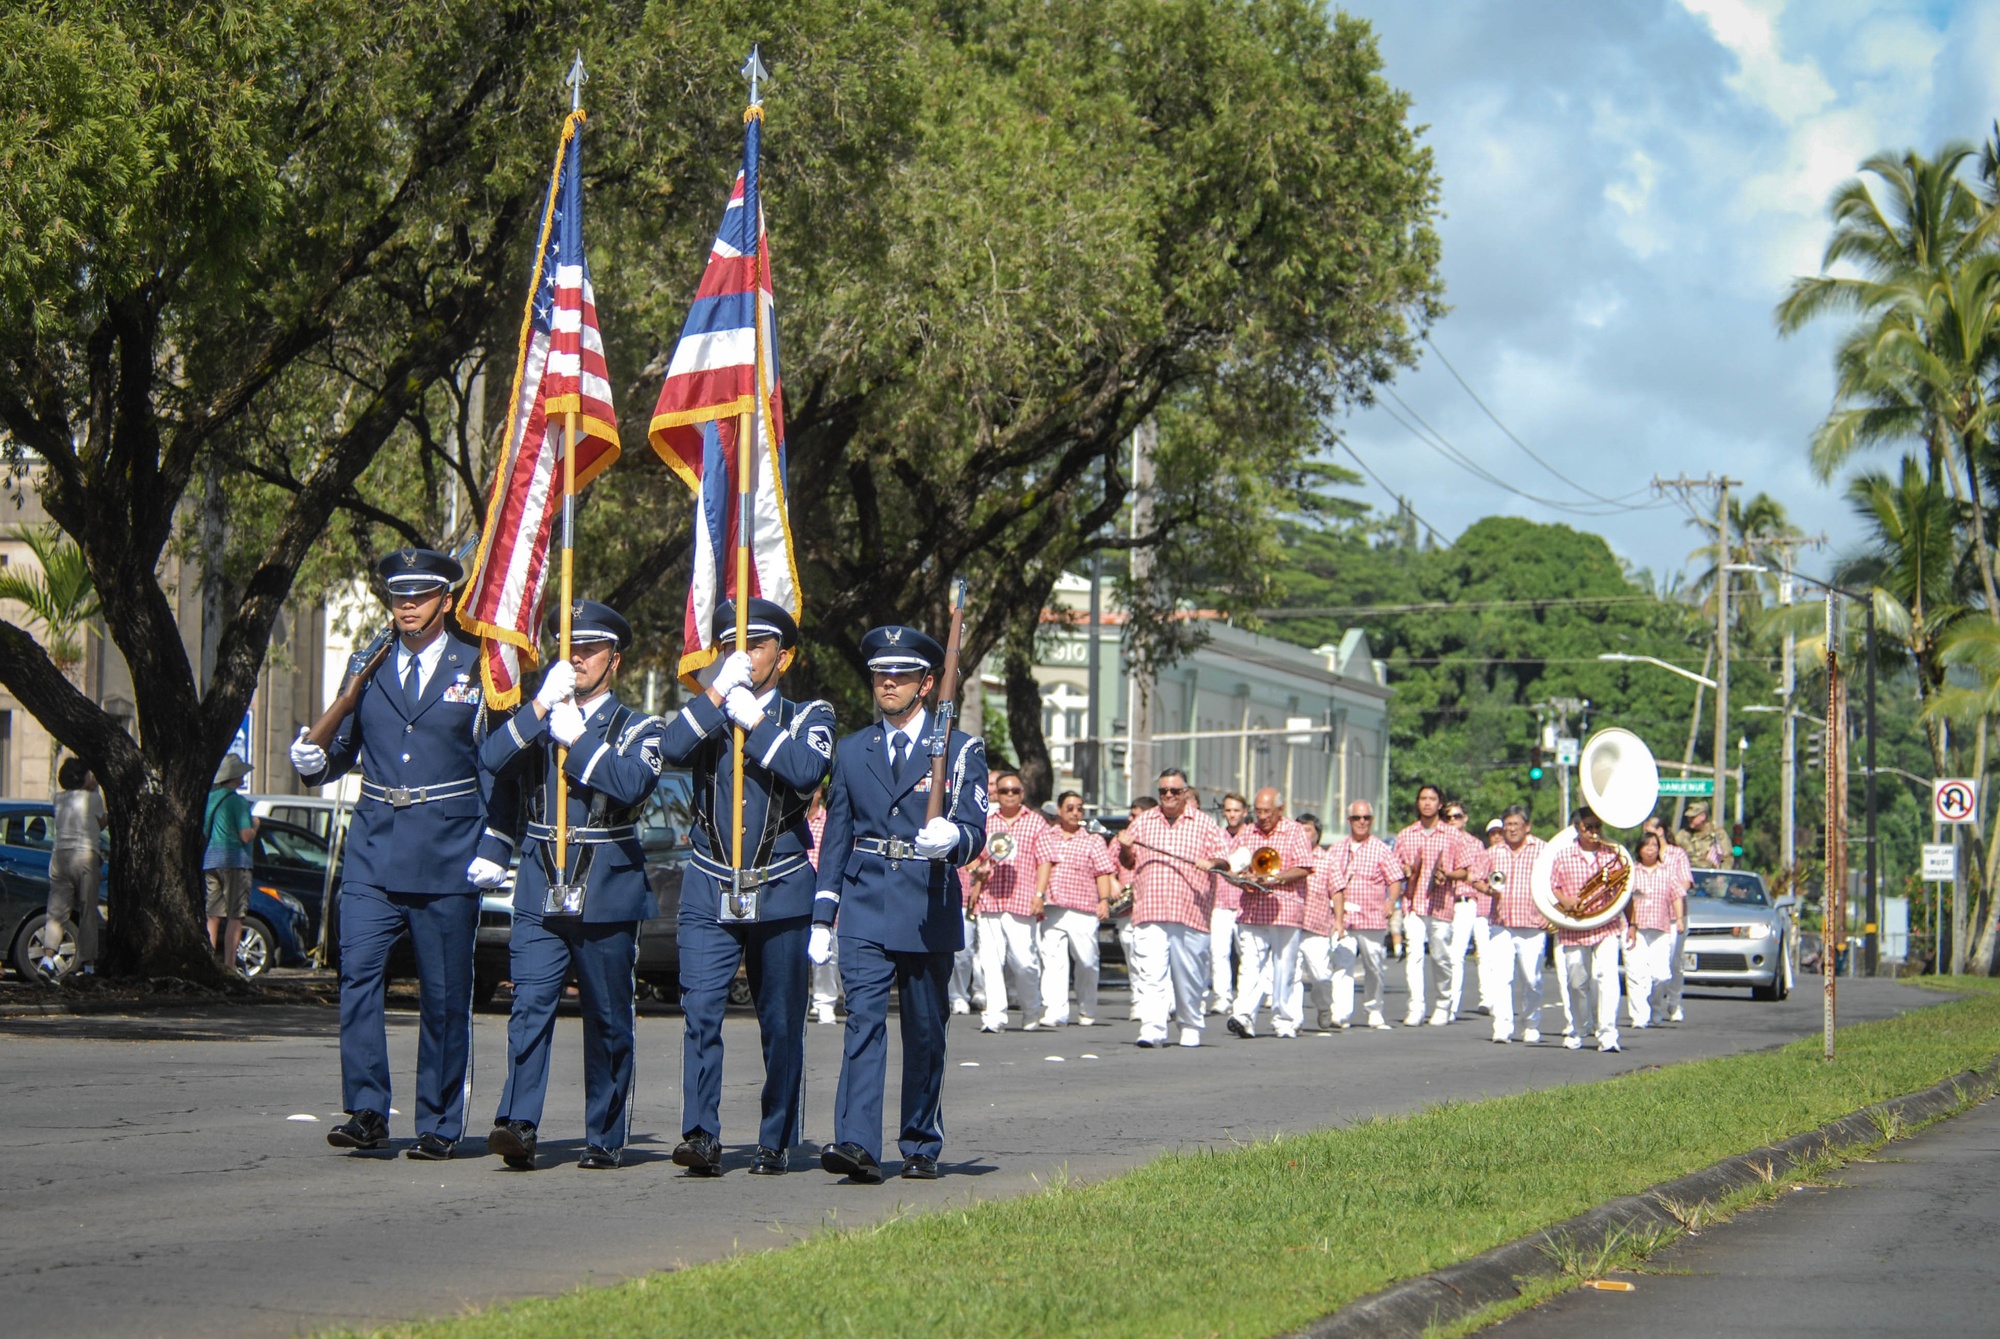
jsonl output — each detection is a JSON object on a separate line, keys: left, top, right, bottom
{"left": 0, "top": 526, "right": 99, "bottom": 678}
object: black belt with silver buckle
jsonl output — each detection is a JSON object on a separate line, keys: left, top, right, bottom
{"left": 525, "top": 822, "right": 637, "bottom": 845}
{"left": 854, "top": 836, "right": 921, "bottom": 861}
{"left": 360, "top": 777, "right": 479, "bottom": 808}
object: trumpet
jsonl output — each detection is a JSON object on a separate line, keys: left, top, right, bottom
{"left": 987, "top": 830, "right": 1017, "bottom": 863}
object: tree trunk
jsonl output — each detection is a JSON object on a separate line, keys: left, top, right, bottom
{"left": 102, "top": 772, "right": 219, "bottom": 980}
{"left": 1003, "top": 627, "right": 1053, "bottom": 807}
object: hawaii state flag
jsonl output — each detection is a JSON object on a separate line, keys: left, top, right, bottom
{"left": 460, "top": 109, "right": 620, "bottom": 707}
{"left": 649, "top": 105, "right": 799, "bottom": 688}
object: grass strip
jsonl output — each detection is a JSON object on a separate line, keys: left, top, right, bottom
{"left": 352, "top": 985, "right": 2000, "bottom": 1339}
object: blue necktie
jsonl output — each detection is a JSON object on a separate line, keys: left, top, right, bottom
{"left": 402, "top": 656, "right": 421, "bottom": 715}
{"left": 891, "top": 733, "right": 908, "bottom": 774}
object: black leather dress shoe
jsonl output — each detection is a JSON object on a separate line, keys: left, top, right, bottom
{"left": 326, "top": 1109, "right": 389, "bottom": 1151}
{"left": 901, "top": 1154, "right": 938, "bottom": 1180}
{"left": 578, "top": 1145, "right": 623, "bottom": 1170}
{"left": 405, "top": 1132, "right": 456, "bottom": 1161}
{"left": 819, "top": 1141, "right": 883, "bottom": 1184}
{"left": 486, "top": 1120, "right": 538, "bottom": 1171}
{"left": 672, "top": 1132, "right": 724, "bottom": 1177}
{"left": 748, "top": 1146, "right": 788, "bottom": 1175}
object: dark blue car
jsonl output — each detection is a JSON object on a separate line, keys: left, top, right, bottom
{"left": 0, "top": 799, "right": 311, "bottom": 980}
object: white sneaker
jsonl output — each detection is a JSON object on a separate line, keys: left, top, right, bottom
{"left": 814, "top": 1005, "right": 837, "bottom": 1025}
{"left": 1403, "top": 1011, "right": 1424, "bottom": 1028}
{"left": 1037, "top": 1016, "right": 1065, "bottom": 1029}
{"left": 1022, "top": 1020, "right": 1042, "bottom": 1032}
{"left": 1563, "top": 1035, "right": 1583, "bottom": 1050}
{"left": 1075, "top": 1015, "right": 1097, "bottom": 1026}
{"left": 950, "top": 999, "right": 970, "bottom": 1016}
{"left": 1669, "top": 1007, "right": 1685, "bottom": 1023}
{"left": 1178, "top": 1026, "right": 1202, "bottom": 1048}
{"left": 1368, "top": 1013, "right": 1392, "bottom": 1030}
{"left": 980, "top": 1022, "right": 1003, "bottom": 1034}
{"left": 1273, "top": 1027, "right": 1299, "bottom": 1039}
{"left": 1492, "top": 1031, "right": 1511, "bottom": 1044}
{"left": 1428, "top": 1009, "right": 1449, "bottom": 1027}
{"left": 1522, "top": 1028, "right": 1541, "bottom": 1045}
{"left": 1599, "top": 1040, "right": 1622, "bottom": 1053}
{"left": 1137, "top": 1029, "right": 1168, "bottom": 1048}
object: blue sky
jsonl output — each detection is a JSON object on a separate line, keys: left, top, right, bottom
{"left": 1336, "top": 0, "right": 2000, "bottom": 584}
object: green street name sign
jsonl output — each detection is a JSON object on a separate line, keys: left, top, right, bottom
{"left": 1656, "top": 778, "right": 1714, "bottom": 797}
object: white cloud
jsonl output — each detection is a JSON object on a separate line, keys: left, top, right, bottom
{"left": 1677, "top": 0, "right": 1836, "bottom": 122}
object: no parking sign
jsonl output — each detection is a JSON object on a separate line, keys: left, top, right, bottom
{"left": 1933, "top": 778, "right": 1978, "bottom": 825}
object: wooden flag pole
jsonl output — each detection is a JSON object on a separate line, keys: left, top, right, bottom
{"left": 555, "top": 410, "right": 578, "bottom": 882}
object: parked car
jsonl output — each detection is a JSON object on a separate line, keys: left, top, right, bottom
{"left": 1682, "top": 867, "right": 1798, "bottom": 1001}
{"left": 247, "top": 793, "right": 345, "bottom": 844}
{"left": 0, "top": 799, "right": 309, "bottom": 980}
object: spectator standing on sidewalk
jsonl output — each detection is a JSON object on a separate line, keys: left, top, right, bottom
{"left": 46, "top": 758, "right": 107, "bottom": 977}
{"left": 203, "top": 755, "right": 260, "bottom": 973}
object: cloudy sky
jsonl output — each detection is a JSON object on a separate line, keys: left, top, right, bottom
{"left": 1336, "top": 0, "right": 2000, "bottom": 585}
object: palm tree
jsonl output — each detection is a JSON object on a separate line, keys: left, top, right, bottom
{"left": 0, "top": 526, "right": 102, "bottom": 791}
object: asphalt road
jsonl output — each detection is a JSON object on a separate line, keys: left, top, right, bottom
{"left": 1493, "top": 1086, "right": 2000, "bottom": 1337}
{"left": 0, "top": 974, "right": 1936, "bottom": 1339}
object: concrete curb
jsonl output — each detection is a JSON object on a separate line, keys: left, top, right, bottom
{"left": 0, "top": 989, "right": 338, "bottom": 1019}
{"left": 1289, "top": 1056, "right": 2000, "bottom": 1339}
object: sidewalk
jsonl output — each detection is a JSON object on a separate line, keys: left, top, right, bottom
{"left": 1494, "top": 1089, "right": 2000, "bottom": 1336}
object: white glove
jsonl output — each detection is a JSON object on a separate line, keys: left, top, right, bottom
{"left": 808, "top": 924, "right": 834, "bottom": 965}
{"left": 534, "top": 660, "right": 577, "bottom": 711}
{"left": 290, "top": 728, "right": 326, "bottom": 776}
{"left": 548, "top": 700, "right": 586, "bottom": 747}
{"left": 724, "top": 685, "right": 765, "bottom": 730}
{"left": 711, "top": 650, "right": 755, "bottom": 697}
{"left": 466, "top": 857, "right": 509, "bottom": 889}
{"left": 1227, "top": 847, "right": 1252, "bottom": 875}
{"left": 915, "top": 816, "right": 961, "bottom": 860}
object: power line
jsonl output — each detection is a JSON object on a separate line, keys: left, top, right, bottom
{"left": 1253, "top": 595, "right": 1672, "bottom": 618}
{"left": 1421, "top": 334, "right": 1645, "bottom": 507}
{"left": 1338, "top": 441, "right": 1450, "bottom": 545}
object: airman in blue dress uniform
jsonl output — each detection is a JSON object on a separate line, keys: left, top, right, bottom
{"left": 657, "top": 597, "right": 835, "bottom": 1176}
{"left": 290, "top": 547, "right": 517, "bottom": 1160}
{"left": 482, "top": 600, "right": 667, "bottom": 1171}
{"left": 814, "top": 625, "right": 986, "bottom": 1183}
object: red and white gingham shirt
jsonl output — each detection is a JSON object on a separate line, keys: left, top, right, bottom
{"left": 1036, "top": 823, "right": 1116, "bottom": 914}
{"left": 806, "top": 808, "right": 828, "bottom": 871}
{"left": 1236, "top": 816, "right": 1318, "bottom": 928}
{"left": 1551, "top": 842, "right": 1627, "bottom": 947}
{"left": 970, "top": 806, "right": 1048, "bottom": 918}
{"left": 1447, "top": 829, "right": 1496, "bottom": 916}
{"left": 1395, "top": 819, "right": 1464, "bottom": 916}
{"left": 1125, "top": 805, "right": 1224, "bottom": 931}
{"left": 1662, "top": 840, "right": 1693, "bottom": 891}
{"left": 1302, "top": 847, "right": 1337, "bottom": 936}
{"left": 1627, "top": 859, "right": 1682, "bottom": 932}
{"left": 1325, "top": 835, "right": 1403, "bottom": 932}
{"left": 1482, "top": 835, "right": 1546, "bottom": 929}
{"left": 1216, "top": 824, "right": 1257, "bottom": 913}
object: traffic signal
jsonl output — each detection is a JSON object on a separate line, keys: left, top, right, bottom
{"left": 1731, "top": 822, "right": 1745, "bottom": 859}
{"left": 1528, "top": 744, "right": 1545, "bottom": 788}
{"left": 1806, "top": 728, "right": 1824, "bottom": 771}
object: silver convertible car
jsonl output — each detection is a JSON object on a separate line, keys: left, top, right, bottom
{"left": 1681, "top": 867, "right": 1798, "bottom": 1001}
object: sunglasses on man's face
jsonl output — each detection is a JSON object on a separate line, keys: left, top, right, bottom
{"left": 1158, "top": 786, "right": 1189, "bottom": 797}
{"left": 995, "top": 786, "right": 1023, "bottom": 795}
{"left": 1348, "top": 814, "right": 1372, "bottom": 822}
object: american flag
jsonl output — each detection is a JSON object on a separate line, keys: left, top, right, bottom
{"left": 461, "top": 110, "right": 620, "bottom": 707}
{"left": 648, "top": 106, "right": 799, "bottom": 688}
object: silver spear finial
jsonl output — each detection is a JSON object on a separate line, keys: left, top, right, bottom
{"left": 740, "top": 44, "right": 769, "bottom": 106}
{"left": 566, "top": 50, "right": 586, "bottom": 112}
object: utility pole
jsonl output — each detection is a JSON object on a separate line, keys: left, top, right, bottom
{"left": 1084, "top": 550, "right": 1102, "bottom": 809}
{"left": 1654, "top": 474, "right": 1742, "bottom": 839}
{"left": 1534, "top": 696, "right": 1587, "bottom": 826}
{"left": 1779, "top": 566, "right": 1796, "bottom": 872}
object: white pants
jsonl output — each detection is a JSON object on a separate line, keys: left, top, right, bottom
{"left": 1469, "top": 913, "right": 1494, "bottom": 1009}
{"left": 1231, "top": 923, "right": 1302, "bottom": 1035}
{"left": 977, "top": 911, "right": 1042, "bottom": 1028}
{"left": 1294, "top": 933, "right": 1334, "bottom": 1026}
{"left": 951, "top": 912, "right": 978, "bottom": 1007}
{"left": 1407, "top": 913, "right": 1456, "bottom": 1018}
{"left": 1624, "top": 927, "right": 1676, "bottom": 1028}
{"left": 1208, "top": 906, "right": 1240, "bottom": 1010}
{"left": 1434, "top": 901, "right": 1489, "bottom": 1018}
{"left": 1130, "top": 921, "right": 1209, "bottom": 1044}
{"left": 1329, "top": 930, "right": 1389, "bottom": 1024}
{"left": 1487, "top": 926, "right": 1546, "bottom": 1038}
{"left": 1038, "top": 906, "right": 1100, "bottom": 1024}
{"left": 1115, "top": 917, "right": 1139, "bottom": 1018}
{"left": 1666, "top": 926, "right": 1686, "bottom": 1016}
{"left": 1559, "top": 938, "right": 1623, "bottom": 1049}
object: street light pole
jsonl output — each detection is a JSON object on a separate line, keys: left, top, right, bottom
{"left": 1780, "top": 572, "right": 1796, "bottom": 874}
{"left": 1713, "top": 481, "right": 1731, "bottom": 839}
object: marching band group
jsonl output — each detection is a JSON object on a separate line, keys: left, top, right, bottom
{"left": 294, "top": 545, "right": 1703, "bottom": 1183}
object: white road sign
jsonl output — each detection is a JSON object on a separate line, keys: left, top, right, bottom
{"left": 1933, "top": 778, "right": 1978, "bottom": 825}
{"left": 1922, "top": 843, "right": 1957, "bottom": 882}
{"left": 1554, "top": 737, "right": 1580, "bottom": 766}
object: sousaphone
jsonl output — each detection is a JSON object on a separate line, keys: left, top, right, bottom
{"left": 1529, "top": 728, "right": 1660, "bottom": 931}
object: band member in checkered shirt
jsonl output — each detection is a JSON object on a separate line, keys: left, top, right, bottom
{"left": 1622, "top": 829, "right": 1682, "bottom": 1029}
{"left": 1116, "top": 768, "right": 1229, "bottom": 1048}
{"left": 1472, "top": 805, "right": 1546, "bottom": 1044}
{"left": 1431, "top": 801, "right": 1495, "bottom": 1023}
{"left": 1031, "top": 791, "right": 1116, "bottom": 1026}
{"left": 966, "top": 770, "right": 1048, "bottom": 1033}
{"left": 1325, "top": 800, "right": 1404, "bottom": 1029}
{"left": 1549, "top": 806, "right": 1631, "bottom": 1052}
{"left": 1224, "top": 788, "right": 1318, "bottom": 1039}
{"left": 1644, "top": 815, "right": 1693, "bottom": 1022}
{"left": 1394, "top": 783, "right": 1470, "bottom": 1027}
{"left": 1209, "top": 792, "right": 1252, "bottom": 1015}
{"left": 1291, "top": 815, "right": 1339, "bottom": 1031}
